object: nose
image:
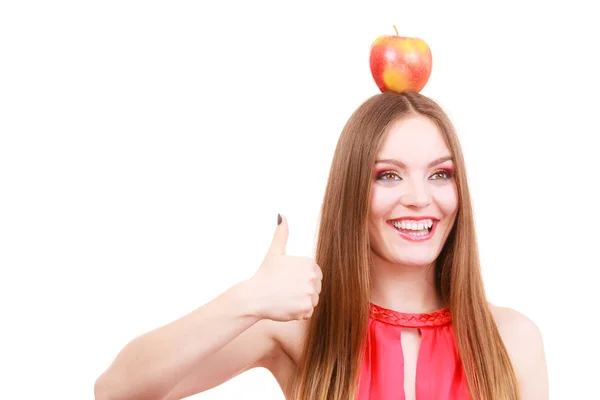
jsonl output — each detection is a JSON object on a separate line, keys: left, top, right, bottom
{"left": 399, "top": 179, "right": 432, "bottom": 209}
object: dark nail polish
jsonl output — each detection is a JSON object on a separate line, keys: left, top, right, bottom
{"left": 277, "top": 214, "right": 282, "bottom": 225}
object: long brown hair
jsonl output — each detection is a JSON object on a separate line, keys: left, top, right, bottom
{"left": 290, "top": 91, "right": 519, "bottom": 399}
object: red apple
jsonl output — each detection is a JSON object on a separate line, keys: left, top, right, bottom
{"left": 370, "top": 27, "right": 432, "bottom": 93}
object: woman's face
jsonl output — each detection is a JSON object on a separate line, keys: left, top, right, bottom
{"left": 369, "top": 115, "right": 458, "bottom": 268}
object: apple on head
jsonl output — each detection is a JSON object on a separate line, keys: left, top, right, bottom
{"left": 369, "top": 26, "right": 432, "bottom": 93}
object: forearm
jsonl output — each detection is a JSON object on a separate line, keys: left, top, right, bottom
{"left": 95, "top": 280, "right": 260, "bottom": 400}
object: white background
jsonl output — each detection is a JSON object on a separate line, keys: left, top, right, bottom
{"left": 1, "top": 1, "right": 598, "bottom": 399}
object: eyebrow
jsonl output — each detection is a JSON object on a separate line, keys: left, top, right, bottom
{"left": 375, "top": 155, "right": 454, "bottom": 169}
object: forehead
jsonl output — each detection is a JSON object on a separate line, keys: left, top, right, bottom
{"left": 377, "top": 115, "right": 450, "bottom": 160}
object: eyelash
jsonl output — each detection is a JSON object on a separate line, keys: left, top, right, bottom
{"left": 376, "top": 168, "right": 454, "bottom": 182}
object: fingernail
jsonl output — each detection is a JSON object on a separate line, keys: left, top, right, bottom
{"left": 277, "top": 214, "right": 282, "bottom": 225}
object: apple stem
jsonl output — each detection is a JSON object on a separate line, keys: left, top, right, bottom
{"left": 393, "top": 25, "right": 399, "bottom": 36}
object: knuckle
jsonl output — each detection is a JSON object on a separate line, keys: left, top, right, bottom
{"left": 304, "top": 300, "right": 314, "bottom": 312}
{"left": 314, "top": 266, "right": 323, "bottom": 277}
{"left": 312, "top": 294, "right": 319, "bottom": 307}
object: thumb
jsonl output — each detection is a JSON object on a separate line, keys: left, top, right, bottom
{"left": 267, "top": 213, "right": 288, "bottom": 257}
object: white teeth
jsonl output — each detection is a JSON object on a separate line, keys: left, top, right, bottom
{"left": 391, "top": 219, "right": 435, "bottom": 231}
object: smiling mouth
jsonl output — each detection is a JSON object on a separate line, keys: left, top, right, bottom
{"left": 388, "top": 219, "right": 437, "bottom": 241}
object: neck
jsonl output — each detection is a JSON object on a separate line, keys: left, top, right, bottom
{"left": 369, "top": 252, "right": 446, "bottom": 314}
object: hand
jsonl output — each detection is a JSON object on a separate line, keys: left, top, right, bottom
{"left": 247, "top": 214, "right": 323, "bottom": 322}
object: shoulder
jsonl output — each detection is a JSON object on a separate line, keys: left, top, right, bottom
{"left": 489, "top": 304, "right": 544, "bottom": 364}
{"left": 490, "top": 303, "right": 540, "bottom": 338}
{"left": 489, "top": 303, "right": 549, "bottom": 399}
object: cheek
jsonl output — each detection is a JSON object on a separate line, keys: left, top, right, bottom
{"left": 369, "top": 187, "right": 397, "bottom": 219}
{"left": 435, "top": 184, "right": 459, "bottom": 215}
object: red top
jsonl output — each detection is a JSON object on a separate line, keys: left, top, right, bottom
{"left": 358, "top": 303, "right": 470, "bottom": 399}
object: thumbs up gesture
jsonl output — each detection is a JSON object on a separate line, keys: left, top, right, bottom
{"left": 247, "top": 214, "right": 323, "bottom": 322}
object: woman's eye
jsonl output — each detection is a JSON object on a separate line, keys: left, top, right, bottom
{"left": 377, "top": 171, "right": 401, "bottom": 181}
{"left": 430, "top": 170, "right": 453, "bottom": 180}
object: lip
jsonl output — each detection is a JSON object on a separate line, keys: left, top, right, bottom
{"left": 389, "top": 216, "right": 439, "bottom": 222}
{"left": 388, "top": 219, "right": 439, "bottom": 242}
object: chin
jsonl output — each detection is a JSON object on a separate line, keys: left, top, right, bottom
{"left": 393, "top": 256, "right": 437, "bottom": 268}
{"left": 370, "top": 237, "right": 443, "bottom": 268}
{"left": 388, "top": 243, "right": 442, "bottom": 267}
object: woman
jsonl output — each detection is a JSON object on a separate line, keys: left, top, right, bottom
{"left": 94, "top": 91, "right": 548, "bottom": 400}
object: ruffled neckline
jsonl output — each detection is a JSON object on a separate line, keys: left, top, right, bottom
{"left": 369, "top": 302, "right": 452, "bottom": 328}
